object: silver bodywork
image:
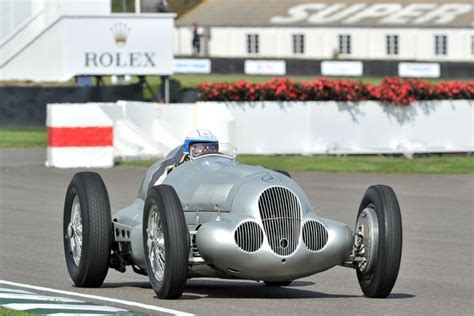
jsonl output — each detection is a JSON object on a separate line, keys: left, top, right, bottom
{"left": 113, "top": 148, "right": 354, "bottom": 281}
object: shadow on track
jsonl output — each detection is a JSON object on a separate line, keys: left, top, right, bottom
{"left": 101, "top": 280, "right": 414, "bottom": 300}
{"left": 101, "top": 281, "right": 152, "bottom": 289}
{"left": 181, "top": 279, "right": 354, "bottom": 300}
{"left": 386, "top": 293, "right": 415, "bottom": 299}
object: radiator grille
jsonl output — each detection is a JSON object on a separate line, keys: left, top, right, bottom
{"left": 234, "top": 221, "right": 264, "bottom": 252}
{"left": 302, "top": 220, "right": 328, "bottom": 251}
{"left": 258, "top": 186, "right": 301, "bottom": 256}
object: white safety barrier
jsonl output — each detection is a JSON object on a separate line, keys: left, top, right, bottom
{"left": 98, "top": 101, "right": 169, "bottom": 160}
{"left": 155, "top": 100, "right": 474, "bottom": 155}
{"left": 47, "top": 100, "right": 473, "bottom": 168}
{"left": 46, "top": 104, "right": 114, "bottom": 168}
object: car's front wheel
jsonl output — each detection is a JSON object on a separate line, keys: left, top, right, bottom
{"left": 143, "top": 185, "right": 189, "bottom": 299}
{"left": 63, "top": 172, "right": 112, "bottom": 287}
{"left": 355, "top": 185, "right": 402, "bottom": 298}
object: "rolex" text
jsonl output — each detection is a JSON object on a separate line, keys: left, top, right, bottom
{"left": 84, "top": 52, "right": 156, "bottom": 68}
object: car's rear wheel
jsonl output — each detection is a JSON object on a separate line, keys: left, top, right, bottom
{"left": 264, "top": 280, "right": 292, "bottom": 287}
{"left": 63, "top": 172, "right": 112, "bottom": 287}
{"left": 355, "top": 185, "right": 402, "bottom": 298}
{"left": 143, "top": 185, "right": 189, "bottom": 299}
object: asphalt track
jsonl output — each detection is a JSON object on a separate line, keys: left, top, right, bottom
{"left": 0, "top": 149, "right": 473, "bottom": 315}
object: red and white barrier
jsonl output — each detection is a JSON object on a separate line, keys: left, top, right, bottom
{"left": 46, "top": 104, "right": 114, "bottom": 168}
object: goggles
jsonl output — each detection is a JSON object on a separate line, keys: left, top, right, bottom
{"left": 189, "top": 142, "right": 219, "bottom": 158}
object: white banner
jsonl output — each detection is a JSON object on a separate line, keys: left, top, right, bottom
{"left": 65, "top": 15, "right": 174, "bottom": 76}
{"left": 173, "top": 58, "right": 211, "bottom": 73}
{"left": 321, "top": 61, "right": 363, "bottom": 76}
{"left": 244, "top": 60, "right": 286, "bottom": 75}
{"left": 398, "top": 62, "right": 440, "bottom": 78}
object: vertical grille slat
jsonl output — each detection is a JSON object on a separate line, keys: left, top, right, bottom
{"left": 235, "top": 221, "right": 264, "bottom": 252}
{"left": 258, "top": 186, "right": 302, "bottom": 256}
{"left": 302, "top": 220, "right": 328, "bottom": 251}
{"left": 253, "top": 223, "right": 257, "bottom": 251}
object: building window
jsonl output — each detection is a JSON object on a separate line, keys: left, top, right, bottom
{"left": 338, "top": 34, "right": 351, "bottom": 55}
{"left": 292, "top": 34, "right": 305, "bottom": 54}
{"left": 434, "top": 35, "right": 447, "bottom": 55}
{"left": 247, "top": 34, "right": 259, "bottom": 54}
{"left": 386, "top": 34, "right": 399, "bottom": 55}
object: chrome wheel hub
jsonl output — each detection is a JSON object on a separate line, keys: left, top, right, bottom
{"left": 147, "top": 205, "right": 165, "bottom": 282}
{"left": 69, "top": 195, "right": 83, "bottom": 266}
{"left": 355, "top": 206, "right": 378, "bottom": 273}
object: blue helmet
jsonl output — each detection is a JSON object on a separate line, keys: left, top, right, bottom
{"left": 183, "top": 129, "right": 218, "bottom": 154}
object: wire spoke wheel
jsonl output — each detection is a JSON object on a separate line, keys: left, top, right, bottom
{"left": 355, "top": 205, "right": 379, "bottom": 273}
{"left": 143, "top": 185, "right": 189, "bottom": 299}
{"left": 68, "top": 195, "right": 83, "bottom": 266}
{"left": 147, "top": 204, "right": 166, "bottom": 282}
{"left": 355, "top": 185, "right": 402, "bottom": 298}
{"left": 63, "top": 172, "right": 112, "bottom": 288}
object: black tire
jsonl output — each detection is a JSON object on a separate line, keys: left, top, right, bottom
{"left": 143, "top": 185, "right": 189, "bottom": 299}
{"left": 63, "top": 172, "right": 112, "bottom": 287}
{"left": 264, "top": 281, "right": 292, "bottom": 287}
{"left": 274, "top": 169, "right": 291, "bottom": 178}
{"left": 356, "top": 185, "right": 402, "bottom": 298}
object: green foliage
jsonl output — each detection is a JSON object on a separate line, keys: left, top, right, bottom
{"left": 110, "top": 0, "right": 201, "bottom": 15}
{"left": 140, "top": 75, "right": 376, "bottom": 100}
{"left": 130, "top": 74, "right": 465, "bottom": 100}
{"left": 111, "top": 0, "right": 135, "bottom": 12}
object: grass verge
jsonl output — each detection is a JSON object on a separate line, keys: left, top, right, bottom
{"left": 1, "top": 129, "right": 472, "bottom": 173}
{"left": 0, "top": 307, "right": 31, "bottom": 315}
{"left": 0, "top": 128, "right": 46, "bottom": 148}
{"left": 120, "top": 155, "right": 474, "bottom": 174}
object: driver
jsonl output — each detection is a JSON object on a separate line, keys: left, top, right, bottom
{"left": 147, "top": 129, "right": 219, "bottom": 191}
{"left": 182, "top": 129, "right": 219, "bottom": 159}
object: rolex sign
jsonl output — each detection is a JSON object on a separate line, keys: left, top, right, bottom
{"left": 64, "top": 15, "right": 174, "bottom": 76}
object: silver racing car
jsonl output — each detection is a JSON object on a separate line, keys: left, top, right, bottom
{"left": 63, "top": 130, "right": 402, "bottom": 299}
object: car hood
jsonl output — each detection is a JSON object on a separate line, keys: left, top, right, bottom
{"left": 162, "top": 156, "right": 270, "bottom": 212}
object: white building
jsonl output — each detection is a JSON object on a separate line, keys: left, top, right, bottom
{"left": 2, "top": 0, "right": 472, "bottom": 80}
{"left": 174, "top": 0, "right": 474, "bottom": 74}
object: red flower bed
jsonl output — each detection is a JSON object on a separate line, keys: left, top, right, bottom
{"left": 198, "top": 77, "right": 474, "bottom": 105}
